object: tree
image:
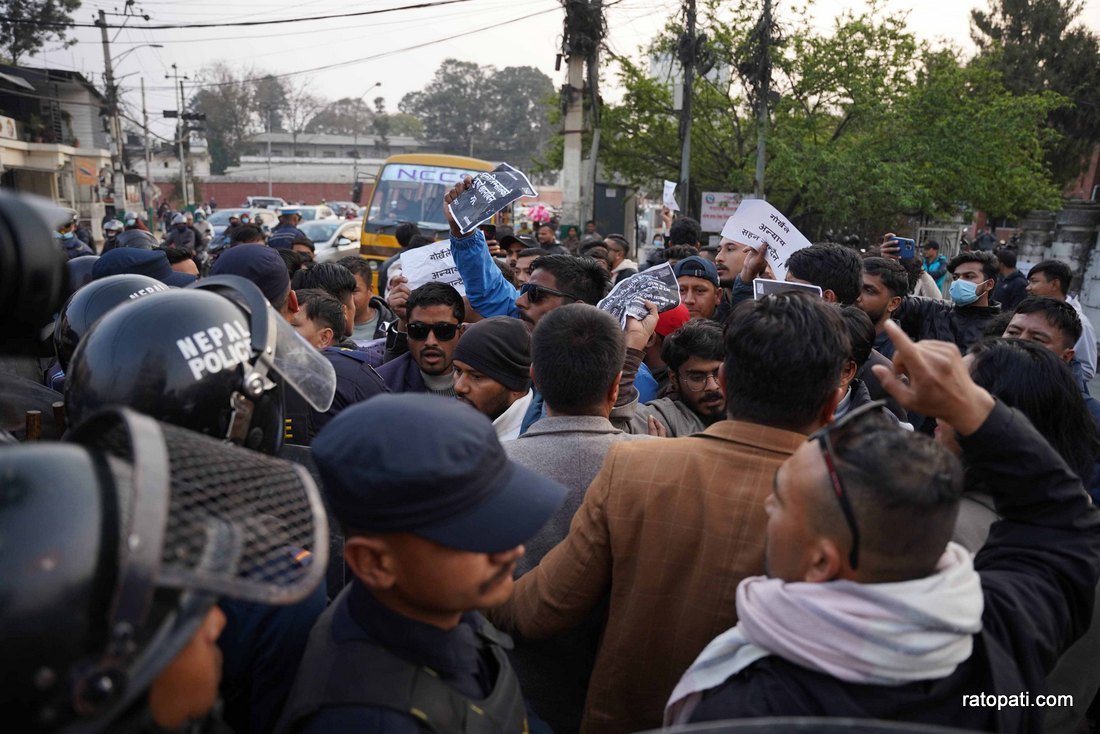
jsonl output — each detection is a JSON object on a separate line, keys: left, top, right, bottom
{"left": 971, "top": 0, "right": 1100, "bottom": 185}
{"left": 253, "top": 75, "right": 286, "bottom": 133}
{"left": 482, "top": 66, "right": 555, "bottom": 167}
{"left": 191, "top": 64, "right": 255, "bottom": 174}
{"left": 306, "top": 97, "right": 366, "bottom": 135}
{"left": 401, "top": 60, "right": 491, "bottom": 157}
{"left": 1, "top": 0, "right": 80, "bottom": 64}
{"left": 282, "top": 78, "right": 323, "bottom": 156}
{"left": 594, "top": 0, "right": 1064, "bottom": 239}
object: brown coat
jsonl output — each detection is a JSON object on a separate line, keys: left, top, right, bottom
{"left": 489, "top": 420, "right": 806, "bottom": 733}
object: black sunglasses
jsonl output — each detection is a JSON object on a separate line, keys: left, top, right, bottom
{"left": 519, "top": 282, "right": 581, "bottom": 304}
{"left": 406, "top": 321, "right": 459, "bottom": 341}
{"left": 806, "top": 399, "right": 889, "bottom": 571}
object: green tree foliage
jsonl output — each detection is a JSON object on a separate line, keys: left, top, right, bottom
{"left": 191, "top": 64, "right": 256, "bottom": 175}
{"left": 1, "top": 0, "right": 81, "bottom": 64}
{"left": 971, "top": 0, "right": 1100, "bottom": 185}
{"left": 253, "top": 75, "right": 286, "bottom": 132}
{"left": 597, "top": 0, "right": 1064, "bottom": 238}
{"left": 400, "top": 60, "right": 554, "bottom": 167}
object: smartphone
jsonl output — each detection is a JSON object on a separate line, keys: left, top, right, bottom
{"left": 753, "top": 278, "right": 824, "bottom": 300}
{"left": 893, "top": 237, "right": 916, "bottom": 259}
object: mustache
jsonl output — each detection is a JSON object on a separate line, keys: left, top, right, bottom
{"left": 702, "top": 390, "right": 724, "bottom": 403}
{"left": 418, "top": 347, "right": 445, "bottom": 358}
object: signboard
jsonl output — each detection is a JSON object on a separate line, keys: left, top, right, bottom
{"left": 399, "top": 240, "right": 466, "bottom": 296}
{"left": 0, "top": 115, "right": 16, "bottom": 141}
{"left": 73, "top": 157, "right": 99, "bottom": 186}
{"left": 379, "top": 163, "right": 481, "bottom": 186}
{"left": 720, "top": 199, "right": 812, "bottom": 281}
{"left": 446, "top": 163, "right": 538, "bottom": 232}
{"left": 700, "top": 192, "right": 742, "bottom": 233}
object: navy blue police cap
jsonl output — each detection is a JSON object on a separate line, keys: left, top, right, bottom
{"left": 312, "top": 394, "right": 566, "bottom": 554}
{"left": 673, "top": 255, "right": 720, "bottom": 288}
{"left": 92, "top": 247, "right": 196, "bottom": 287}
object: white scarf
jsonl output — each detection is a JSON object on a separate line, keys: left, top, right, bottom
{"left": 665, "top": 542, "right": 984, "bottom": 725}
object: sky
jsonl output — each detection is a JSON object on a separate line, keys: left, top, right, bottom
{"left": 28, "top": 0, "right": 1100, "bottom": 142}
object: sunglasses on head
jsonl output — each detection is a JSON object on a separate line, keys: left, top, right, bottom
{"left": 519, "top": 282, "right": 581, "bottom": 304}
{"left": 806, "top": 399, "right": 889, "bottom": 571}
{"left": 406, "top": 321, "right": 458, "bottom": 341}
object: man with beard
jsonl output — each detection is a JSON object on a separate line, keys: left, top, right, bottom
{"left": 713, "top": 237, "right": 755, "bottom": 322}
{"left": 622, "top": 319, "right": 726, "bottom": 436}
{"left": 452, "top": 317, "right": 534, "bottom": 441}
{"left": 374, "top": 282, "right": 464, "bottom": 397}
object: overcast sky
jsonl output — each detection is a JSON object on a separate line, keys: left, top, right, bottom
{"left": 29, "top": 0, "right": 1100, "bottom": 142}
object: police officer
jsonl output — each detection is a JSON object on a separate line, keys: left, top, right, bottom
{"left": 0, "top": 405, "right": 327, "bottom": 733}
{"left": 276, "top": 394, "right": 567, "bottom": 734}
{"left": 54, "top": 213, "right": 93, "bottom": 260}
{"left": 162, "top": 213, "right": 200, "bottom": 254}
{"left": 114, "top": 211, "right": 159, "bottom": 250}
{"left": 268, "top": 207, "right": 307, "bottom": 250}
{"left": 101, "top": 218, "right": 125, "bottom": 252}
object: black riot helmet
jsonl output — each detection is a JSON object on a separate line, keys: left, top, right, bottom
{"left": 53, "top": 274, "right": 168, "bottom": 370}
{"left": 0, "top": 407, "right": 328, "bottom": 732}
{"left": 64, "top": 275, "right": 336, "bottom": 455}
{"left": 65, "top": 255, "right": 100, "bottom": 297}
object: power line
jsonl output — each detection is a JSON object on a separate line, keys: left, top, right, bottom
{"left": 1, "top": 0, "right": 477, "bottom": 29}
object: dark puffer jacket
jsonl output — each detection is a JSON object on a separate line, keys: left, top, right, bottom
{"left": 894, "top": 296, "right": 1001, "bottom": 354}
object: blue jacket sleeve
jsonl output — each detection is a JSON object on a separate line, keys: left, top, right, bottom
{"left": 450, "top": 229, "right": 520, "bottom": 318}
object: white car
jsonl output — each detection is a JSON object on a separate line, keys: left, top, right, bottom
{"left": 244, "top": 196, "right": 287, "bottom": 209}
{"left": 302, "top": 219, "right": 362, "bottom": 263}
{"left": 288, "top": 205, "right": 337, "bottom": 222}
{"left": 208, "top": 208, "right": 279, "bottom": 239}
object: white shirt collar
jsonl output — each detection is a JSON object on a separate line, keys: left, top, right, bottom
{"left": 494, "top": 390, "right": 533, "bottom": 442}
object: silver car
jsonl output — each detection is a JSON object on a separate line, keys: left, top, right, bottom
{"left": 302, "top": 219, "right": 363, "bottom": 263}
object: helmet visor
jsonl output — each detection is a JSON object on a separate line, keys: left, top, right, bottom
{"left": 268, "top": 309, "right": 337, "bottom": 412}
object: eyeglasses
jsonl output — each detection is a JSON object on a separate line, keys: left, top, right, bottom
{"left": 518, "top": 282, "right": 581, "bottom": 304}
{"left": 407, "top": 322, "right": 459, "bottom": 341}
{"left": 806, "top": 399, "right": 888, "bottom": 571}
{"left": 679, "top": 369, "right": 721, "bottom": 392}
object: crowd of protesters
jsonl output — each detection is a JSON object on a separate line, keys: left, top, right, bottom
{"left": 7, "top": 176, "right": 1100, "bottom": 734}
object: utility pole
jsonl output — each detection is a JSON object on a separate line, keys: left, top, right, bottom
{"left": 141, "top": 78, "right": 153, "bottom": 226}
{"left": 560, "top": 0, "right": 605, "bottom": 230}
{"left": 97, "top": 10, "right": 127, "bottom": 212}
{"left": 166, "top": 64, "right": 190, "bottom": 208}
{"left": 754, "top": 0, "right": 772, "bottom": 199}
{"left": 678, "top": 0, "right": 696, "bottom": 215}
{"left": 560, "top": 52, "right": 585, "bottom": 230}
{"left": 267, "top": 111, "right": 273, "bottom": 197}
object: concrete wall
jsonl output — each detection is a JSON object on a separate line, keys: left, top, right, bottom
{"left": 157, "top": 180, "right": 366, "bottom": 207}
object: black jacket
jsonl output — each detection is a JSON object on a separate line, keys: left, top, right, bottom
{"left": 894, "top": 296, "right": 1001, "bottom": 354}
{"left": 690, "top": 402, "right": 1100, "bottom": 732}
{"left": 993, "top": 270, "right": 1028, "bottom": 312}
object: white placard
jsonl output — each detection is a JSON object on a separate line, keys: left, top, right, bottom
{"left": 700, "top": 192, "right": 742, "bottom": 232}
{"left": 399, "top": 240, "right": 467, "bottom": 296}
{"left": 663, "top": 180, "right": 680, "bottom": 212}
{"left": 720, "top": 199, "right": 812, "bottom": 280}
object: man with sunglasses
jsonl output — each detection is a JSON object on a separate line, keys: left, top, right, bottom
{"left": 603, "top": 234, "right": 638, "bottom": 284}
{"left": 667, "top": 320, "right": 1100, "bottom": 732}
{"left": 372, "top": 282, "right": 465, "bottom": 398}
{"left": 490, "top": 293, "right": 851, "bottom": 732}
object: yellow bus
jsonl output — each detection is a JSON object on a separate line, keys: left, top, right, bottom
{"left": 359, "top": 153, "right": 499, "bottom": 277}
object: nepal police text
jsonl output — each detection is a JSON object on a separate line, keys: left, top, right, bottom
{"left": 176, "top": 320, "right": 252, "bottom": 381}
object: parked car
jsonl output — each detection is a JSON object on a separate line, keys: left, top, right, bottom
{"left": 288, "top": 205, "right": 337, "bottom": 222}
{"left": 207, "top": 207, "right": 279, "bottom": 240}
{"left": 302, "top": 219, "right": 363, "bottom": 263}
{"left": 327, "top": 201, "right": 359, "bottom": 218}
{"left": 243, "top": 196, "right": 287, "bottom": 209}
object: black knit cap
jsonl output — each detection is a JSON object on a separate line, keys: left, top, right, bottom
{"left": 452, "top": 316, "right": 532, "bottom": 392}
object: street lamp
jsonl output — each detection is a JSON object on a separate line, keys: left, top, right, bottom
{"left": 352, "top": 82, "right": 382, "bottom": 187}
{"left": 111, "top": 43, "right": 164, "bottom": 66}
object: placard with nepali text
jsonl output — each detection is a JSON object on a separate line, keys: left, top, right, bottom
{"left": 719, "top": 199, "right": 812, "bottom": 280}
{"left": 400, "top": 240, "right": 467, "bottom": 296}
{"left": 447, "top": 163, "right": 538, "bottom": 232}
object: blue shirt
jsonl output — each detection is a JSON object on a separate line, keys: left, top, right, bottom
{"left": 450, "top": 229, "right": 521, "bottom": 318}
{"left": 268, "top": 224, "right": 308, "bottom": 250}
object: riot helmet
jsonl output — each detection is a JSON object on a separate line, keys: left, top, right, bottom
{"left": 54, "top": 274, "right": 168, "bottom": 370}
{"left": 64, "top": 255, "right": 101, "bottom": 297}
{"left": 65, "top": 275, "right": 336, "bottom": 455}
{"left": 0, "top": 407, "right": 328, "bottom": 731}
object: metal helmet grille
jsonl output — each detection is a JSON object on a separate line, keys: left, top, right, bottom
{"left": 74, "top": 409, "right": 328, "bottom": 606}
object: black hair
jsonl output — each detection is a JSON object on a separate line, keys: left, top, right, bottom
{"left": 528, "top": 254, "right": 610, "bottom": 306}
{"left": 585, "top": 246, "right": 611, "bottom": 266}
{"left": 661, "top": 245, "right": 700, "bottom": 263}
{"left": 291, "top": 261, "right": 356, "bottom": 304}
{"left": 278, "top": 248, "right": 305, "bottom": 279}
{"left": 337, "top": 255, "right": 374, "bottom": 286}
{"left": 156, "top": 245, "right": 192, "bottom": 265}
{"left": 1028, "top": 259, "right": 1074, "bottom": 297}
{"left": 862, "top": 257, "right": 909, "bottom": 299}
{"left": 969, "top": 338, "right": 1100, "bottom": 484}
{"left": 826, "top": 410, "right": 963, "bottom": 578}
{"left": 668, "top": 216, "right": 702, "bottom": 247}
{"left": 406, "top": 234, "right": 434, "bottom": 250}
{"left": 661, "top": 318, "right": 724, "bottom": 372}
{"left": 786, "top": 243, "right": 864, "bottom": 305}
{"left": 948, "top": 251, "right": 997, "bottom": 282}
{"left": 531, "top": 304, "right": 625, "bottom": 414}
{"left": 493, "top": 258, "right": 517, "bottom": 287}
{"left": 1009, "top": 296, "right": 1083, "bottom": 347}
{"left": 585, "top": 219, "right": 596, "bottom": 226}
{"left": 395, "top": 222, "right": 421, "bottom": 248}
{"left": 231, "top": 225, "right": 265, "bottom": 244}
{"left": 840, "top": 306, "right": 875, "bottom": 367}
{"left": 295, "top": 288, "right": 346, "bottom": 336}
{"left": 291, "top": 235, "right": 315, "bottom": 252}
{"left": 724, "top": 293, "right": 850, "bottom": 431}
{"left": 604, "top": 234, "right": 629, "bottom": 252}
{"left": 995, "top": 247, "right": 1017, "bottom": 269}
{"left": 516, "top": 247, "right": 549, "bottom": 259}
{"left": 406, "top": 281, "right": 465, "bottom": 323}
{"left": 923, "top": 240, "right": 940, "bottom": 252}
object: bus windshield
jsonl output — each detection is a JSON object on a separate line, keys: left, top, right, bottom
{"left": 365, "top": 162, "right": 482, "bottom": 233}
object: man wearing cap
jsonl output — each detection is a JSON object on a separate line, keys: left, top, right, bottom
{"left": 92, "top": 247, "right": 197, "bottom": 287}
{"left": 276, "top": 394, "right": 566, "bottom": 734}
{"left": 501, "top": 234, "right": 534, "bottom": 269}
{"left": 675, "top": 255, "right": 722, "bottom": 321}
{"left": 269, "top": 208, "right": 308, "bottom": 250}
{"left": 162, "top": 212, "right": 201, "bottom": 254}
{"left": 513, "top": 246, "right": 549, "bottom": 286}
{"left": 452, "top": 317, "right": 534, "bottom": 442}
{"left": 211, "top": 243, "right": 300, "bottom": 320}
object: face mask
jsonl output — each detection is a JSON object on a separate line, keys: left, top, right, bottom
{"left": 653, "top": 237, "right": 664, "bottom": 248}
{"left": 950, "top": 279, "right": 984, "bottom": 306}
{"left": 61, "top": 231, "right": 75, "bottom": 241}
